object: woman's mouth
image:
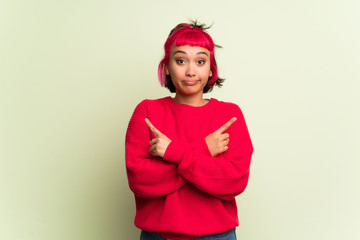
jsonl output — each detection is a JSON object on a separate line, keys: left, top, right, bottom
{"left": 183, "top": 80, "right": 198, "bottom": 86}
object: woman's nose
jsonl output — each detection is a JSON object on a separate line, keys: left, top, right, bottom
{"left": 185, "top": 64, "right": 196, "bottom": 77}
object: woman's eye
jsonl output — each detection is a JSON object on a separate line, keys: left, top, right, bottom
{"left": 197, "top": 60, "right": 205, "bottom": 65}
{"left": 176, "top": 59, "right": 185, "bottom": 64}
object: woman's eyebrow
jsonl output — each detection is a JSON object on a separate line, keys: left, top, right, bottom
{"left": 173, "top": 50, "right": 187, "bottom": 55}
{"left": 197, "top": 52, "right": 208, "bottom": 56}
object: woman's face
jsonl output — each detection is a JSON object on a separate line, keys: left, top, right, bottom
{"left": 166, "top": 45, "right": 212, "bottom": 98}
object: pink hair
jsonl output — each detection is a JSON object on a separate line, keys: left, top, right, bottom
{"left": 158, "top": 23, "right": 219, "bottom": 87}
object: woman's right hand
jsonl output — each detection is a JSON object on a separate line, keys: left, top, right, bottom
{"left": 205, "top": 117, "right": 237, "bottom": 157}
{"left": 145, "top": 118, "right": 172, "bottom": 158}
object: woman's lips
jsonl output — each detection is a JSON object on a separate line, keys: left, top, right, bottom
{"left": 183, "top": 80, "right": 198, "bottom": 86}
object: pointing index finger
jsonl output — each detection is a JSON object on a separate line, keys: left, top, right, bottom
{"left": 145, "top": 118, "right": 160, "bottom": 137}
{"left": 218, "top": 117, "right": 237, "bottom": 133}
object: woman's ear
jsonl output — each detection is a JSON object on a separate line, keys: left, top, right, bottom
{"left": 209, "top": 70, "right": 212, "bottom": 77}
{"left": 165, "top": 65, "right": 170, "bottom": 75}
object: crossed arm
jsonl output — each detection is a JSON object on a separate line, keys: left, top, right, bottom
{"left": 126, "top": 102, "right": 252, "bottom": 199}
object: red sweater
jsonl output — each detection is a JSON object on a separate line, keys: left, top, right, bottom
{"left": 125, "top": 97, "right": 253, "bottom": 240}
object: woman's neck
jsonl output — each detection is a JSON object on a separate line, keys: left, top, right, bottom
{"left": 173, "top": 93, "right": 209, "bottom": 107}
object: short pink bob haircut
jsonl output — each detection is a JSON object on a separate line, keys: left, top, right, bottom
{"left": 158, "top": 21, "right": 224, "bottom": 93}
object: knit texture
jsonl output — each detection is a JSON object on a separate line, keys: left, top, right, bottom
{"left": 125, "top": 97, "right": 253, "bottom": 240}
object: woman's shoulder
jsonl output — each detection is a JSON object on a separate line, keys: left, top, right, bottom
{"left": 132, "top": 97, "right": 171, "bottom": 113}
{"left": 130, "top": 97, "right": 171, "bottom": 119}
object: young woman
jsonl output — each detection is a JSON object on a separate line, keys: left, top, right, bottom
{"left": 125, "top": 21, "right": 253, "bottom": 240}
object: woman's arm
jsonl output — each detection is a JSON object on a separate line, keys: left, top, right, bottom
{"left": 162, "top": 105, "right": 253, "bottom": 200}
{"left": 125, "top": 101, "right": 188, "bottom": 198}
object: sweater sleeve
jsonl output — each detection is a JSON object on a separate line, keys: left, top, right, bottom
{"left": 125, "top": 100, "right": 188, "bottom": 198}
{"left": 163, "top": 105, "right": 253, "bottom": 200}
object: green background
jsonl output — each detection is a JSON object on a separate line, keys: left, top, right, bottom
{"left": 1, "top": 0, "right": 359, "bottom": 239}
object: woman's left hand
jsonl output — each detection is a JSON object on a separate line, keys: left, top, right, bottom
{"left": 145, "top": 118, "right": 171, "bottom": 158}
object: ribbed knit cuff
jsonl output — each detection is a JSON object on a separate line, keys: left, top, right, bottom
{"left": 163, "top": 141, "right": 186, "bottom": 164}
